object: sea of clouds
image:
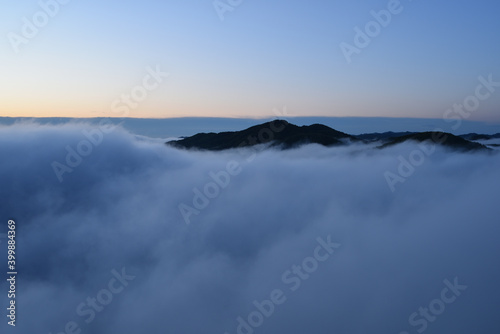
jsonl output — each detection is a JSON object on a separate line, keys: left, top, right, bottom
{"left": 0, "top": 123, "right": 499, "bottom": 334}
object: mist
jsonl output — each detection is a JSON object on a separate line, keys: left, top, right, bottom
{"left": 0, "top": 123, "right": 499, "bottom": 334}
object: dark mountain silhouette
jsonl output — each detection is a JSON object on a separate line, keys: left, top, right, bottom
{"left": 460, "top": 133, "right": 500, "bottom": 141}
{"left": 167, "top": 120, "right": 358, "bottom": 150}
{"left": 379, "top": 132, "right": 490, "bottom": 151}
{"left": 356, "top": 131, "right": 416, "bottom": 142}
{"left": 167, "top": 121, "right": 492, "bottom": 152}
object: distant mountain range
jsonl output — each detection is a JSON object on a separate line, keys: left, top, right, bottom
{"left": 168, "top": 120, "right": 497, "bottom": 152}
{"left": 459, "top": 133, "right": 500, "bottom": 141}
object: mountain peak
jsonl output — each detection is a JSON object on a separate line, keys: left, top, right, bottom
{"left": 167, "top": 120, "right": 356, "bottom": 150}
{"left": 167, "top": 121, "right": 492, "bottom": 152}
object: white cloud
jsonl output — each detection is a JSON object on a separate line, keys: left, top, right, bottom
{"left": 0, "top": 123, "right": 499, "bottom": 334}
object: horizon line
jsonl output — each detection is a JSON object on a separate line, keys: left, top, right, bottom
{"left": 1, "top": 115, "right": 499, "bottom": 123}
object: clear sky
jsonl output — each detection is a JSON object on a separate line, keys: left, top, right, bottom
{"left": 1, "top": 0, "right": 499, "bottom": 121}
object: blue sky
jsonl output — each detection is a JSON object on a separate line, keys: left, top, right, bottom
{"left": 1, "top": 0, "right": 499, "bottom": 120}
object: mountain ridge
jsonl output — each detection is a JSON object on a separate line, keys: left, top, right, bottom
{"left": 167, "top": 120, "right": 492, "bottom": 152}
{"left": 168, "top": 120, "right": 359, "bottom": 151}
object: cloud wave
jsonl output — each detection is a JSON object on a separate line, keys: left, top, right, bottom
{"left": 0, "top": 123, "right": 499, "bottom": 334}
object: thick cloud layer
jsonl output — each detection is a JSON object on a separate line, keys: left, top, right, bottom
{"left": 0, "top": 123, "right": 499, "bottom": 334}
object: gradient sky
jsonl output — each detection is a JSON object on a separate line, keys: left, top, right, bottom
{"left": 1, "top": 0, "right": 499, "bottom": 120}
